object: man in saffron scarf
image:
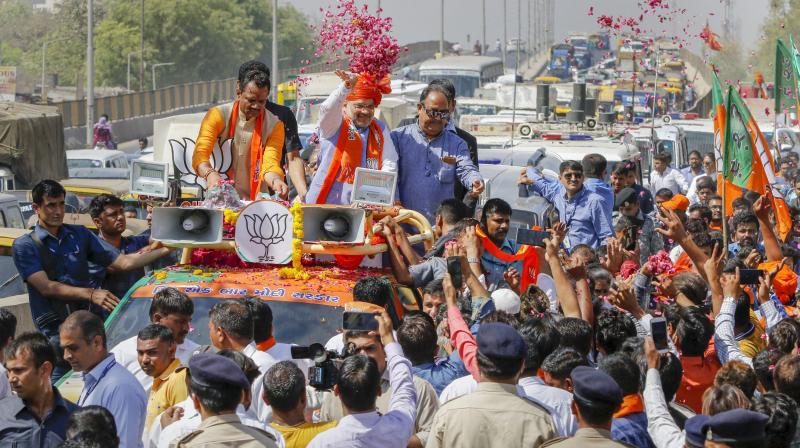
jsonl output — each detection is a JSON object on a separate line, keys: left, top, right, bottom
{"left": 305, "top": 70, "right": 398, "bottom": 204}
{"left": 193, "top": 69, "right": 287, "bottom": 201}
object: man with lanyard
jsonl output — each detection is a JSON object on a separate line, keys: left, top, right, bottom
{"left": 305, "top": 70, "right": 398, "bottom": 204}
{"left": 88, "top": 194, "right": 153, "bottom": 300}
{"left": 392, "top": 83, "right": 484, "bottom": 223}
{"left": 520, "top": 161, "right": 613, "bottom": 251}
{"left": 12, "top": 180, "right": 172, "bottom": 382}
{"left": 60, "top": 311, "right": 147, "bottom": 448}
{"left": 237, "top": 60, "right": 309, "bottom": 200}
{"left": 192, "top": 69, "right": 287, "bottom": 201}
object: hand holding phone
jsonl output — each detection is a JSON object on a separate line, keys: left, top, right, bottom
{"left": 738, "top": 269, "right": 765, "bottom": 285}
{"left": 515, "top": 228, "right": 551, "bottom": 247}
{"left": 447, "top": 256, "right": 463, "bottom": 289}
{"left": 342, "top": 311, "right": 380, "bottom": 331}
{"left": 650, "top": 317, "right": 669, "bottom": 353}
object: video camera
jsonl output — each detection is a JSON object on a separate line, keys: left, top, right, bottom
{"left": 291, "top": 342, "right": 355, "bottom": 390}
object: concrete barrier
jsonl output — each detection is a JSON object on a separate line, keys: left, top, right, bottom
{"left": 0, "top": 294, "right": 34, "bottom": 336}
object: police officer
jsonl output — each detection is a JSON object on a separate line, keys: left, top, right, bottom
{"left": 542, "top": 366, "right": 633, "bottom": 447}
{"left": 702, "top": 408, "right": 769, "bottom": 448}
{"left": 173, "top": 354, "right": 278, "bottom": 448}
{"left": 683, "top": 415, "right": 710, "bottom": 448}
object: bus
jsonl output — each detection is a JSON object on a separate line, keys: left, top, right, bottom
{"left": 418, "top": 55, "right": 504, "bottom": 98}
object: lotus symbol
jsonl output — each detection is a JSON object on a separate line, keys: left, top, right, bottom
{"left": 170, "top": 137, "right": 233, "bottom": 188}
{"left": 244, "top": 212, "right": 288, "bottom": 262}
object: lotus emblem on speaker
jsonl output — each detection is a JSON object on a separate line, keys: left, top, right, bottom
{"left": 243, "top": 212, "right": 288, "bottom": 262}
{"left": 170, "top": 137, "right": 233, "bottom": 188}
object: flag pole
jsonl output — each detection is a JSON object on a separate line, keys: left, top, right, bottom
{"left": 721, "top": 85, "right": 730, "bottom": 247}
{"left": 721, "top": 169, "right": 728, "bottom": 247}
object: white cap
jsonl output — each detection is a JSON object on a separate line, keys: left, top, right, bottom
{"left": 491, "top": 288, "right": 521, "bottom": 314}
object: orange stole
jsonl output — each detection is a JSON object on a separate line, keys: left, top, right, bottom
{"left": 317, "top": 117, "right": 383, "bottom": 204}
{"left": 227, "top": 100, "right": 266, "bottom": 201}
{"left": 613, "top": 394, "right": 645, "bottom": 418}
{"left": 475, "top": 226, "right": 540, "bottom": 290}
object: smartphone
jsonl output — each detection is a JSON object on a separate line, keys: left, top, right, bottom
{"left": 516, "top": 228, "right": 550, "bottom": 247}
{"left": 650, "top": 317, "right": 669, "bottom": 353}
{"left": 739, "top": 269, "right": 765, "bottom": 285}
{"left": 342, "top": 311, "right": 379, "bottom": 331}
{"left": 447, "top": 256, "right": 463, "bottom": 289}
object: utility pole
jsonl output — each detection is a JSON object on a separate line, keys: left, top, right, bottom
{"left": 86, "top": 0, "right": 94, "bottom": 146}
{"left": 139, "top": 0, "right": 144, "bottom": 91}
{"left": 502, "top": 0, "right": 507, "bottom": 69}
{"left": 439, "top": 0, "right": 444, "bottom": 56}
{"left": 272, "top": 0, "right": 278, "bottom": 101}
{"left": 41, "top": 41, "right": 47, "bottom": 104}
{"left": 526, "top": 0, "right": 531, "bottom": 67}
{"left": 482, "top": 0, "right": 486, "bottom": 55}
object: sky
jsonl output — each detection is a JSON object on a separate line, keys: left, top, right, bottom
{"left": 292, "top": 0, "right": 771, "bottom": 53}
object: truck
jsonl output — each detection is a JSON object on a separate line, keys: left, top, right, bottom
{"left": 548, "top": 44, "right": 574, "bottom": 80}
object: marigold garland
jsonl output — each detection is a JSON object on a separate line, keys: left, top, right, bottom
{"left": 279, "top": 202, "right": 309, "bottom": 280}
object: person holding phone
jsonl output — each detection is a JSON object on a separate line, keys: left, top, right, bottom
{"left": 519, "top": 161, "right": 613, "bottom": 250}
{"left": 613, "top": 187, "right": 663, "bottom": 265}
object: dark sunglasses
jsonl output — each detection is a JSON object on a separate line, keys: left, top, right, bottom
{"left": 420, "top": 105, "right": 450, "bottom": 120}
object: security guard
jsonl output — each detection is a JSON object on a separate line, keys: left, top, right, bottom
{"left": 683, "top": 415, "right": 709, "bottom": 448}
{"left": 702, "top": 408, "right": 769, "bottom": 446}
{"left": 173, "top": 353, "right": 277, "bottom": 448}
{"left": 542, "top": 366, "right": 633, "bottom": 447}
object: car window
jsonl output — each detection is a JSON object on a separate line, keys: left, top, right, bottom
{"left": 3, "top": 206, "right": 23, "bottom": 229}
{"left": 106, "top": 297, "right": 347, "bottom": 349}
{"left": 0, "top": 252, "right": 24, "bottom": 299}
{"left": 0, "top": 211, "right": 6, "bottom": 227}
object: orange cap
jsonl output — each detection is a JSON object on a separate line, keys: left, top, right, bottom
{"left": 346, "top": 74, "right": 392, "bottom": 107}
{"left": 758, "top": 261, "right": 798, "bottom": 304}
{"left": 661, "top": 194, "right": 690, "bottom": 211}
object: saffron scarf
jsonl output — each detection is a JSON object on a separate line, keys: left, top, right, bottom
{"left": 227, "top": 100, "right": 266, "bottom": 201}
{"left": 475, "top": 226, "right": 540, "bottom": 290}
{"left": 613, "top": 394, "right": 645, "bottom": 418}
{"left": 316, "top": 116, "right": 383, "bottom": 204}
{"left": 256, "top": 336, "right": 276, "bottom": 352}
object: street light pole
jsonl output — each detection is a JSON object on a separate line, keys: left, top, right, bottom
{"left": 152, "top": 62, "right": 175, "bottom": 90}
{"left": 481, "top": 0, "right": 486, "bottom": 55}
{"left": 41, "top": 41, "right": 47, "bottom": 104}
{"left": 439, "top": 0, "right": 444, "bottom": 56}
{"left": 526, "top": 0, "right": 530, "bottom": 68}
{"left": 126, "top": 52, "right": 137, "bottom": 91}
{"left": 86, "top": 0, "right": 94, "bottom": 146}
{"left": 503, "top": 0, "right": 507, "bottom": 70}
{"left": 139, "top": 0, "right": 145, "bottom": 91}
{"left": 272, "top": 0, "right": 278, "bottom": 102}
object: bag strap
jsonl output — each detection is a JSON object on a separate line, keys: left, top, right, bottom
{"left": 30, "top": 231, "right": 58, "bottom": 281}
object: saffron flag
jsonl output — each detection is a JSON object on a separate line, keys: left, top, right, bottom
{"left": 701, "top": 23, "right": 723, "bottom": 51}
{"left": 722, "top": 86, "right": 792, "bottom": 240}
{"left": 775, "top": 38, "right": 798, "bottom": 117}
{"left": 711, "top": 68, "right": 741, "bottom": 214}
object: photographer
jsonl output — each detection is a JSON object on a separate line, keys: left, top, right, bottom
{"left": 310, "top": 310, "right": 418, "bottom": 448}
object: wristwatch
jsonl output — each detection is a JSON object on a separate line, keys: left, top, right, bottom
{"left": 467, "top": 257, "right": 480, "bottom": 264}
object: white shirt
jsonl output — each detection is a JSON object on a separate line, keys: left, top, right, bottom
{"left": 517, "top": 376, "right": 577, "bottom": 437}
{"left": 649, "top": 167, "right": 689, "bottom": 195}
{"left": 150, "top": 397, "right": 285, "bottom": 448}
{"left": 112, "top": 335, "right": 199, "bottom": 393}
{"left": 308, "top": 343, "right": 416, "bottom": 448}
{"left": 438, "top": 375, "right": 574, "bottom": 437}
{"left": 242, "top": 342, "right": 278, "bottom": 423}
{"left": 643, "top": 368, "right": 685, "bottom": 448}
{"left": 0, "top": 363, "right": 9, "bottom": 399}
{"left": 685, "top": 173, "right": 710, "bottom": 204}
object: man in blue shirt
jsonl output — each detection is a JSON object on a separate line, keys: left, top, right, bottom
{"left": 60, "top": 311, "right": 147, "bottom": 448}
{"left": 727, "top": 210, "right": 764, "bottom": 256}
{"left": 521, "top": 161, "right": 613, "bottom": 250}
{"left": 392, "top": 83, "right": 484, "bottom": 223}
{"left": 88, "top": 194, "right": 152, "bottom": 300}
{"left": 0, "top": 332, "right": 78, "bottom": 446}
{"left": 12, "top": 180, "right": 173, "bottom": 381}
{"left": 397, "top": 311, "right": 468, "bottom": 395}
{"left": 581, "top": 153, "right": 613, "bottom": 229}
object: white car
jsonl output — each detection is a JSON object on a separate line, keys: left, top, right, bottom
{"left": 66, "top": 149, "right": 130, "bottom": 179}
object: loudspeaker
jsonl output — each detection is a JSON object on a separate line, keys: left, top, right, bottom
{"left": 301, "top": 205, "right": 366, "bottom": 244}
{"left": 151, "top": 207, "right": 224, "bottom": 245}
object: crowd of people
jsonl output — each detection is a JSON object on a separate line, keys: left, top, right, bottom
{"left": 3, "top": 57, "right": 800, "bottom": 448}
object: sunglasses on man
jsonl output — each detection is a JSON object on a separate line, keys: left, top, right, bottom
{"left": 420, "top": 105, "right": 450, "bottom": 120}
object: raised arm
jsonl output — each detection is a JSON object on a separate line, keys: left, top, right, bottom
{"left": 109, "top": 247, "right": 173, "bottom": 272}
{"left": 444, "top": 272, "right": 480, "bottom": 379}
{"left": 318, "top": 70, "right": 354, "bottom": 139}
{"left": 715, "top": 268, "right": 753, "bottom": 367}
{"left": 753, "top": 195, "right": 784, "bottom": 262}
{"left": 655, "top": 207, "right": 709, "bottom": 280}
{"left": 375, "top": 310, "right": 417, "bottom": 444}
{"left": 545, "top": 223, "right": 580, "bottom": 318}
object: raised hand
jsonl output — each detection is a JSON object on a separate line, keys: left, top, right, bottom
{"left": 654, "top": 207, "right": 687, "bottom": 242}
{"left": 334, "top": 69, "right": 359, "bottom": 89}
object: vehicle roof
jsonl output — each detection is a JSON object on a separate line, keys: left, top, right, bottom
{"left": 419, "top": 55, "right": 503, "bottom": 72}
{"left": 514, "top": 140, "right": 640, "bottom": 162}
{"left": 60, "top": 178, "right": 131, "bottom": 195}
{"left": 457, "top": 97, "right": 499, "bottom": 106}
{"left": 670, "top": 118, "right": 714, "bottom": 132}
{"left": 128, "top": 265, "right": 396, "bottom": 306}
{"left": 0, "top": 193, "right": 17, "bottom": 203}
{"left": 66, "top": 149, "right": 126, "bottom": 160}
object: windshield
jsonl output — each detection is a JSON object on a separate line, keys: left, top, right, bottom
{"left": 420, "top": 74, "right": 480, "bottom": 98}
{"left": 457, "top": 104, "right": 497, "bottom": 116}
{"left": 67, "top": 159, "right": 102, "bottom": 169}
{"left": 106, "top": 298, "right": 346, "bottom": 349}
{"left": 294, "top": 98, "right": 326, "bottom": 126}
{"left": 684, "top": 130, "right": 715, "bottom": 155}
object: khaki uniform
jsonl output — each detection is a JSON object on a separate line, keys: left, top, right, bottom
{"left": 173, "top": 414, "right": 278, "bottom": 448}
{"left": 319, "top": 374, "right": 439, "bottom": 443}
{"left": 426, "top": 382, "right": 557, "bottom": 448}
{"left": 542, "top": 427, "right": 635, "bottom": 448}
